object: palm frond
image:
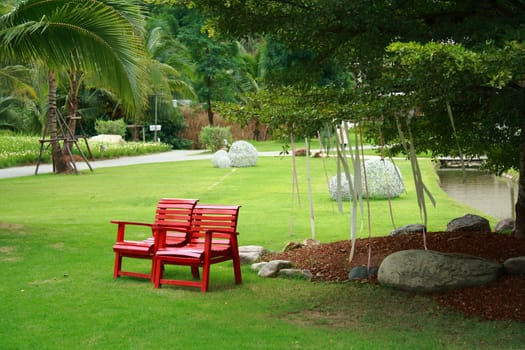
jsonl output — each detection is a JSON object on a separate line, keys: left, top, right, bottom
{"left": 0, "top": 0, "right": 148, "bottom": 115}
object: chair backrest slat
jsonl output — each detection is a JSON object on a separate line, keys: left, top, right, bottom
{"left": 155, "top": 198, "right": 198, "bottom": 231}
{"left": 190, "top": 205, "right": 240, "bottom": 244}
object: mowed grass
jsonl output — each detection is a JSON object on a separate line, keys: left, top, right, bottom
{"left": 0, "top": 155, "right": 523, "bottom": 349}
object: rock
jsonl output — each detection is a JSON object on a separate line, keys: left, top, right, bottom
{"left": 495, "top": 218, "right": 515, "bottom": 233}
{"left": 328, "top": 158, "right": 405, "bottom": 201}
{"left": 250, "top": 262, "right": 268, "bottom": 272}
{"left": 283, "top": 241, "right": 303, "bottom": 252}
{"left": 303, "top": 238, "right": 321, "bottom": 246}
{"left": 89, "top": 134, "right": 124, "bottom": 143}
{"left": 228, "top": 140, "right": 258, "bottom": 167}
{"left": 278, "top": 269, "right": 313, "bottom": 280}
{"left": 257, "top": 260, "right": 293, "bottom": 278}
{"left": 293, "top": 148, "right": 309, "bottom": 156}
{"left": 503, "top": 257, "right": 525, "bottom": 275}
{"left": 446, "top": 214, "right": 491, "bottom": 233}
{"left": 378, "top": 249, "right": 503, "bottom": 293}
{"left": 211, "top": 150, "right": 231, "bottom": 168}
{"left": 390, "top": 224, "right": 426, "bottom": 236}
{"left": 348, "top": 265, "right": 379, "bottom": 280}
{"left": 239, "top": 245, "right": 266, "bottom": 264}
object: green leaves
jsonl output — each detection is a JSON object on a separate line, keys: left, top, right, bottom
{"left": 0, "top": 0, "right": 148, "bottom": 116}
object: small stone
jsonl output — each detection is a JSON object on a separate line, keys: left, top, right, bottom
{"left": 251, "top": 262, "right": 267, "bottom": 271}
{"left": 283, "top": 241, "right": 303, "bottom": 252}
{"left": 258, "top": 260, "right": 293, "bottom": 278}
{"left": 446, "top": 214, "right": 491, "bottom": 232}
{"left": 390, "top": 224, "right": 426, "bottom": 236}
{"left": 348, "top": 265, "right": 378, "bottom": 280}
{"left": 302, "top": 238, "right": 321, "bottom": 246}
{"left": 495, "top": 218, "right": 515, "bottom": 233}
{"left": 504, "top": 256, "right": 525, "bottom": 275}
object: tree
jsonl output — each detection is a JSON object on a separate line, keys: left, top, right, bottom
{"left": 0, "top": 0, "right": 148, "bottom": 173}
{"left": 181, "top": 0, "right": 525, "bottom": 238}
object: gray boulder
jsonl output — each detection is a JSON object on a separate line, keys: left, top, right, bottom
{"left": 257, "top": 260, "right": 293, "bottom": 278}
{"left": 503, "top": 256, "right": 525, "bottom": 275}
{"left": 495, "top": 218, "right": 515, "bottom": 233}
{"left": 239, "top": 245, "right": 267, "bottom": 264}
{"left": 228, "top": 140, "right": 258, "bottom": 167}
{"left": 390, "top": 224, "right": 426, "bottom": 236}
{"left": 348, "top": 265, "right": 379, "bottom": 280}
{"left": 378, "top": 249, "right": 503, "bottom": 293}
{"left": 446, "top": 214, "right": 491, "bottom": 232}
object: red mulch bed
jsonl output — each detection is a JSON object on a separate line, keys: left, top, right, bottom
{"left": 264, "top": 231, "right": 525, "bottom": 322}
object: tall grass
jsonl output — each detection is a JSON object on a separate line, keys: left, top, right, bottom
{"left": 0, "top": 155, "right": 522, "bottom": 349}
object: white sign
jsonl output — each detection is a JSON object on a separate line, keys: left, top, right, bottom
{"left": 149, "top": 125, "right": 162, "bottom": 131}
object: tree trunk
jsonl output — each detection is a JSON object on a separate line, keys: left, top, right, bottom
{"left": 515, "top": 113, "right": 525, "bottom": 238}
{"left": 48, "top": 71, "right": 74, "bottom": 174}
{"left": 63, "top": 70, "right": 81, "bottom": 157}
{"left": 206, "top": 75, "right": 214, "bottom": 125}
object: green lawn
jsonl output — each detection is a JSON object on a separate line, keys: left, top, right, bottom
{"left": 0, "top": 155, "right": 523, "bottom": 349}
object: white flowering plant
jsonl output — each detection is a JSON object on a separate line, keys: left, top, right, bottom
{"left": 212, "top": 150, "right": 232, "bottom": 168}
{"left": 328, "top": 158, "right": 404, "bottom": 201}
{"left": 228, "top": 140, "right": 258, "bottom": 167}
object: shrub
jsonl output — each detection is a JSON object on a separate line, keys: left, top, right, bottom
{"left": 199, "top": 125, "right": 232, "bottom": 152}
{"left": 95, "top": 119, "right": 127, "bottom": 137}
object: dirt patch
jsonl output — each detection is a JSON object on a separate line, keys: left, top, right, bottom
{"left": 264, "top": 231, "right": 525, "bottom": 322}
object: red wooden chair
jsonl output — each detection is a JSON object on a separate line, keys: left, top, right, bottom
{"left": 111, "top": 198, "right": 198, "bottom": 280}
{"left": 152, "top": 204, "right": 242, "bottom": 292}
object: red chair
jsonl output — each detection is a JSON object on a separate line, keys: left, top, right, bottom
{"left": 153, "top": 204, "right": 242, "bottom": 292}
{"left": 111, "top": 198, "right": 198, "bottom": 280}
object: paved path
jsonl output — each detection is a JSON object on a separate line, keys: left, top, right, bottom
{"left": 0, "top": 150, "right": 281, "bottom": 179}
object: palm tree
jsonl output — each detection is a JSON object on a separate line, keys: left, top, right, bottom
{"left": 0, "top": 0, "right": 148, "bottom": 173}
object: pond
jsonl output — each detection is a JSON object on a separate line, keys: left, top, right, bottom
{"left": 437, "top": 169, "right": 517, "bottom": 220}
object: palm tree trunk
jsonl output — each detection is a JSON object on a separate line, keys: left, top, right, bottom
{"left": 48, "top": 71, "right": 73, "bottom": 174}
{"left": 63, "top": 70, "right": 81, "bottom": 156}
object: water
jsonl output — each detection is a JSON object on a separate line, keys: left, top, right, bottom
{"left": 437, "top": 169, "right": 517, "bottom": 219}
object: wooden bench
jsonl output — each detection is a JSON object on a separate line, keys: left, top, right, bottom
{"left": 111, "top": 198, "right": 198, "bottom": 280}
{"left": 152, "top": 204, "right": 242, "bottom": 292}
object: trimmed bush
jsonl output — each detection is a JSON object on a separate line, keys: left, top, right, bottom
{"left": 199, "top": 125, "right": 232, "bottom": 152}
{"left": 95, "top": 119, "right": 127, "bottom": 137}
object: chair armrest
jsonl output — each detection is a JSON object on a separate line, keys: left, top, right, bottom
{"left": 111, "top": 220, "right": 153, "bottom": 242}
{"left": 110, "top": 220, "right": 153, "bottom": 228}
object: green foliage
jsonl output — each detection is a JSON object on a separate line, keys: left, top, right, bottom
{"left": 198, "top": 125, "right": 232, "bottom": 152}
{"left": 145, "top": 96, "right": 192, "bottom": 149}
{"left": 371, "top": 41, "right": 525, "bottom": 174}
{"left": 0, "top": 135, "right": 171, "bottom": 168}
{"left": 0, "top": 0, "right": 149, "bottom": 116}
{"left": 94, "top": 119, "right": 127, "bottom": 136}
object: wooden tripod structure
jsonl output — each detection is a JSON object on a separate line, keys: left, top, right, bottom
{"left": 35, "top": 111, "right": 93, "bottom": 175}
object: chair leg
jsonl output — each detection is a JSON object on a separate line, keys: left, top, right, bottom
{"left": 201, "top": 263, "right": 210, "bottom": 292}
{"left": 150, "top": 258, "right": 157, "bottom": 282}
{"left": 153, "top": 258, "right": 162, "bottom": 288}
{"left": 191, "top": 266, "right": 200, "bottom": 279}
{"left": 113, "top": 253, "right": 122, "bottom": 279}
{"left": 233, "top": 255, "right": 242, "bottom": 284}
